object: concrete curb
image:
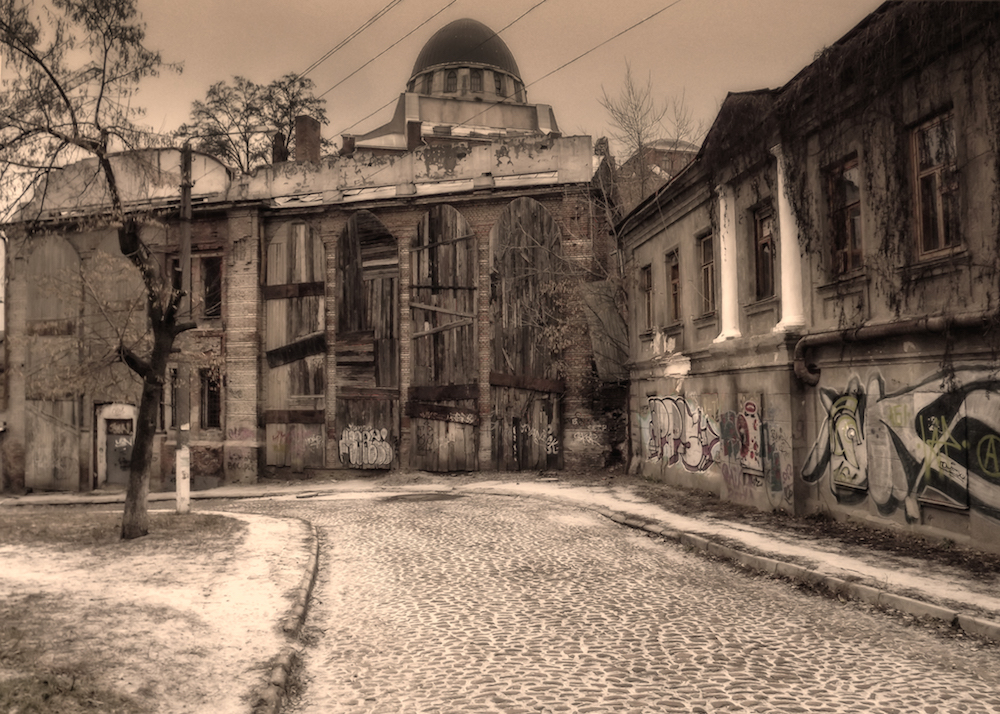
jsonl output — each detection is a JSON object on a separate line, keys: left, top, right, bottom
{"left": 603, "top": 510, "right": 998, "bottom": 644}
{"left": 253, "top": 520, "right": 321, "bottom": 714}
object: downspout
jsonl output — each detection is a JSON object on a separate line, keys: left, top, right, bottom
{"left": 794, "top": 312, "right": 993, "bottom": 386}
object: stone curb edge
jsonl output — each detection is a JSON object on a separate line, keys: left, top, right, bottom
{"left": 597, "top": 508, "right": 1000, "bottom": 645}
{"left": 252, "top": 519, "right": 321, "bottom": 714}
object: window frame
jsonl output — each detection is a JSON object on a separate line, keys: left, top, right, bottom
{"left": 639, "top": 264, "right": 653, "bottom": 336}
{"left": 666, "top": 250, "right": 681, "bottom": 325}
{"left": 753, "top": 205, "right": 775, "bottom": 301}
{"left": 912, "top": 111, "right": 960, "bottom": 257}
{"left": 826, "top": 155, "right": 863, "bottom": 276}
{"left": 200, "top": 254, "right": 223, "bottom": 319}
{"left": 698, "top": 233, "right": 716, "bottom": 316}
{"left": 470, "top": 69, "right": 483, "bottom": 93}
{"left": 199, "top": 367, "right": 222, "bottom": 430}
{"left": 445, "top": 70, "right": 458, "bottom": 93}
{"left": 494, "top": 73, "right": 504, "bottom": 98}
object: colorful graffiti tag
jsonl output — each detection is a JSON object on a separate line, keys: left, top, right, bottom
{"left": 804, "top": 369, "right": 1000, "bottom": 522}
{"left": 340, "top": 425, "right": 394, "bottom": 468}
{"left": 645, "top": 395, "right": 790, "bottom": 509}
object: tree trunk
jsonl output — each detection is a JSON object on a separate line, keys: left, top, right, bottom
{"left": 120, "top": 325, "right": 174, "bottom": 540}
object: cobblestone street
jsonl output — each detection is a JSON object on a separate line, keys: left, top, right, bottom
{"left": 229, "top": 493, "right": 1000, "bottom": 713}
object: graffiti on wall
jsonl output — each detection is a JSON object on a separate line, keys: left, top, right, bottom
{"left": 804, "top": 369, "right": 1000, "bottom": 522}
{"left": 647, "top": 396, "right": 719, "bottom": 471}
{"left": 340, "top": 425, "right": 394, "bottom": 468}
{"left": 645, "top": 395, "right": 790, "bottom": 508}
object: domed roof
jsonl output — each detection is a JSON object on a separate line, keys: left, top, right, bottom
{"left": 410, "top": 19, "right": 521, "bottom": 81}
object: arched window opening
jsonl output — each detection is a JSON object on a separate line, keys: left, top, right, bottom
{"left": 470, "top": 69, "right": 483, "bottom": 93}
{"left": 445, "top": 70, "right": 458, "bottom": 93}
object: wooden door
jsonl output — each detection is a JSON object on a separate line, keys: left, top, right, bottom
{"left": 407, "top": 206, "right": 479, "bottom": 471}
{"left": 490, "top": 197, "right": 566, "bottom": 471}
{"left": 263, "top": 222, "right": 326, "bottom": 471}
{"left": 335, "top": 211, "right": 399, "bottom": 469}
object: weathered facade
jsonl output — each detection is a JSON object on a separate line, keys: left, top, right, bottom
{"left": 621, "top": 2, "right": 1000, "bottom": 552}
{"left": 2, "top": 20, "right": 623, "bottom": 492}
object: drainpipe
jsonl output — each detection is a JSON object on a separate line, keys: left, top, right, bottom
{"left": 793, "top": 312, "right": 992, "bottom": 386}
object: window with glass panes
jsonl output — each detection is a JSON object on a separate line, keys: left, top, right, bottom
{"left": 912, "top": 112, "right": 959, "bottom": 255}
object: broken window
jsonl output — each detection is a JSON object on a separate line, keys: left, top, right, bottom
{"left": 201, "top": 255, "right": 222, "bottom": 319}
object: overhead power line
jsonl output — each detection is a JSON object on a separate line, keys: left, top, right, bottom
{"left": 318, "top": 0, "right": 460, "bottom": 101}
{"left": 296, "top": 0, "right": 405, "bottom": 81}
{"left": 332, "top": 0, "right": 551, "bottom": 138}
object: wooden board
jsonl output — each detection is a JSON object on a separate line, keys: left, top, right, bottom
{"left": 264, "top": 222, "right": 326, "bottom": 468}
{"left": 335, "top": 211, "right": 400, "bottom": 469}
{"left": 408, "top": 205, "right": 479, "bottom": 472}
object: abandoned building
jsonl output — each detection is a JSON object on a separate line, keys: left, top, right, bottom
{"left": 2, "top": 18, "right": 625, "bottom": 492}
{"left": 620, "top": 2, "right": 1000, "bottom": 552}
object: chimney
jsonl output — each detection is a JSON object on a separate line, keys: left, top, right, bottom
{"left": 271, "top": 131, "right": 289, "bottom": 163}
{"left": 406, "top": 120, "right": 423, "bottom": 151}
{"left": 295, "top": 115, "right": 321, "bottom": 163}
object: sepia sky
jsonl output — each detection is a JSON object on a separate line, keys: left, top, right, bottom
{"left": 136, "top": 0, "right": 883, "bottom": 155}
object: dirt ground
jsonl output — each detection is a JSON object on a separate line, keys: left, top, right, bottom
{"left": 0, "top": 509, "right": 308, "bottom": 714}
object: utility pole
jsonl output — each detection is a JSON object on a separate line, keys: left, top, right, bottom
{"left": 176, "top": 143, "right": 192, "bottom": 514}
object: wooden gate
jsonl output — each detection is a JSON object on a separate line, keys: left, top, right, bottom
{"left": 263, "top": 222, "right": 326, "bottom": 471}
{"left": 490, "top": 197, "right": 566, "bottom": 471}
{"left": 335, "top": 211, "right": 399, "bottom": 469}
{"left": 407, "top": 206, "right": 479, "bottom": 471}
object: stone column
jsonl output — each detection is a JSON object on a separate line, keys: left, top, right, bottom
{"left": 770, "top": 144, "right": 806, "bottom": 333}
{"left": 714, "top": 183, "right": 741, "bottom": 342}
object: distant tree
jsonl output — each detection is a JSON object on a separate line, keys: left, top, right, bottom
{"left": 1, "top": 0, "right": 191, "bottom": 539}
{"left": 600, "top": 63, "right": 703, "bottom": 213}
{"left": 176, "top": 74, "right": 329, "bottom": 172}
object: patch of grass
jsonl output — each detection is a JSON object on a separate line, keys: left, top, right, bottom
{"left": 0, "top": 508, "right": 246, "bottom": 551}
{"left": 0, "top": 594, "right": 150, "bottom": 713}
{"left": 0, "top": 670, "right": 148, "bottom": 714}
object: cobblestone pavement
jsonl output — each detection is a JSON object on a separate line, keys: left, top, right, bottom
{"left": 227, "top": 493, "right": 1000, "bottom": 714}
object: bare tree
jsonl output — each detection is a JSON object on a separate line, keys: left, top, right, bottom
{"left": 600, "top": 64, "right": 704, "bottom": 214}
{"left": 1, "top": 0, "right": 192, "bottom": 539}
{"left": 176, "top": 73, "right": 329, "bottom": 172}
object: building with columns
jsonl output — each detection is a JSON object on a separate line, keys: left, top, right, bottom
{"left": 620, "top": 2, "right": 1000, "bottom": 552}
{"left": 1, "top": 19, "right": 624, "bottom": 493}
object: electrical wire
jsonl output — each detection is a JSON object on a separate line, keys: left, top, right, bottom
{"left": 333, "top": 0, "right": 551, "bottom": 137}
{"left": 296, "top": 0, "right": 406, "bottom": 80}
{"left": 317, "top": 0, "right": 460, "bottom": 101}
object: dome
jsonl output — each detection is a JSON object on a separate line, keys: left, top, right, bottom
{"left": 410, "top": 19, "right": 521, "bottom": 82}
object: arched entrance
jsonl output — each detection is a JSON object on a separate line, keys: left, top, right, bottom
{"left": 335, "top": 211, "right": 399, "bottom": 469}
{"left": 489, "top": 197, "right": 565, "bottom": 471}
{"left": 407, "top": 205, "right": 479, "bottom": 471}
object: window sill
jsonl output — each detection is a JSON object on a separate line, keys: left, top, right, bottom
{"left": 901, "top": 246, "right": 968, "bottom": 280}
{"left": 817, "top": 271, "right": 867, "bottom": 292}
{"left": 693, "top": 312, "right": 717, "bottom": 327}
{"left": 745, "top": 295, "right": 779, "bottom": 316}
